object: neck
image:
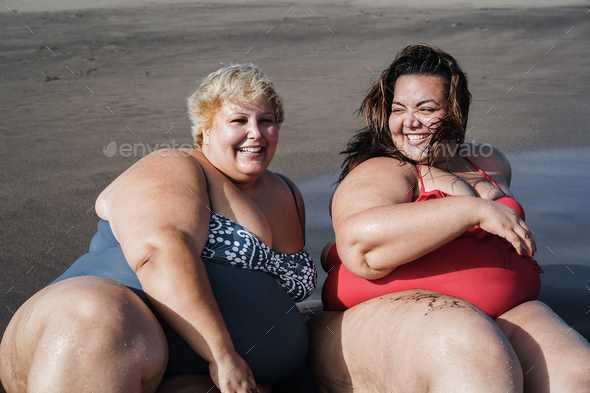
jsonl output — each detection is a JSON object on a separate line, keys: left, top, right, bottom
{"left": 198, "top": 150, "right": 262, "bottom": 192}
{"left": 414, "top": 141, "right": 459, "bottom": 168}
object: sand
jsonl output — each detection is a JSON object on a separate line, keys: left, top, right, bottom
{"left": 1, "top": 1, "right": 589, "bottom": 391}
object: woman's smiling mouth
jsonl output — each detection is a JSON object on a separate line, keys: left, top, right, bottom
{"left": 406, "top": 133, "right": 430, "bottom": 145}
{"left": 238, "top": 146, "right": 263, "bottom": 153}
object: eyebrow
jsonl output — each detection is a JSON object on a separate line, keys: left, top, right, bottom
{"left": 392, "top": 99, "right": 440, "bottom": 107}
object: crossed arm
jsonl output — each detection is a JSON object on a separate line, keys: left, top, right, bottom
{"left": 332, "top": 155, "right": 535, "bottom": 280}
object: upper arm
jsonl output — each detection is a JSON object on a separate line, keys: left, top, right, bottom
{"left": 332, "top": 158, "right": 416, "bottom": 239}
{"left": 492, "top": 146, "right": 512, "bottom": 186}
{"left": 98, "top": 151, "right": 210, "bottom": 271}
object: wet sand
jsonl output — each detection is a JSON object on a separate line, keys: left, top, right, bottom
{"left": 1, "top": 1, "right": 589, "bottom": 391}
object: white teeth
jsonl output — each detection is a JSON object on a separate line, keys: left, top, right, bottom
{"left": 239, "top": 147, "right": 262, "bottom": 153}
{"left": 407, "top": 134, "right": 429, "bottom": 141}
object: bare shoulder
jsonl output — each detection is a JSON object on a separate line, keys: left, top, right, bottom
{"left": 333, "top": 157, "right": 416, "bottom": 221}
{"left": 337, "top": 156, "right": 416, "bottom": 196}
{"left": 268, "top": 172, "right": 303, "bottom": 201}
{"left": 462, "top": 143, "right": 512, "bottom": 185}
{"left": 96, "top": 149, "right": 206, "bottom": 220}
{"left": 267, "top": 171, "right": 305, "bottom": 213}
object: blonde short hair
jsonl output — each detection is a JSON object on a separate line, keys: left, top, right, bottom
{"left": 187, "top": 63, "right": 284, "bottom": 149}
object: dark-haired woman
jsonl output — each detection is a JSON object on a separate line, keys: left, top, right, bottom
{"left": 307, "top": 44, "right": 590, "bottom": 393}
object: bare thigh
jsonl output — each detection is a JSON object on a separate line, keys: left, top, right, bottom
{"left": 308, "top": 290, "right": 523, "bottom": 393}
{"left": 496, "top": 300, "right": 590, "bottom": 393}
{"left": 0, "top": 276, "right": 168, "bottom": 393}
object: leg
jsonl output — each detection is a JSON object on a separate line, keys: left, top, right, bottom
{"left": 0, "top": 276, "right": 168, "bottom": 393}
{"left": 155, "top": 374, "right": 270, "bottom": 393}
{"left": 308, "top": 290, "right": 524, "bottom": 393}
{"left": 496, "top": 300, "right": 590, "bottom": 393}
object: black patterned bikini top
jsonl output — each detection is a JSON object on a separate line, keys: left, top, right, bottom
{"left": 199, "top": 169, "right": 317, "bottom": 302}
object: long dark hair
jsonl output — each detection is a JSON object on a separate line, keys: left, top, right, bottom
{"left": 339, "top": 44, "right": 472, "bottom": 182}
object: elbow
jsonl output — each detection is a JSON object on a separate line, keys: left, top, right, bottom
{"left": 127, "top": 240, "right": 160, "bottom": 276}
{"left": 350, "top": 249, "right": 396, "bottom": 280}
{"left": 132, "top": 246, "right": 156, "bottom": 275}
{"left": 125, "top": 227, "right": 198, "bottom": 275}
{"left": 336, "top": 232, "right": 395, "bottom": 280}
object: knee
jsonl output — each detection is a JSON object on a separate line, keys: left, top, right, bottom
{"left": 556, "top": 337, "right": 590, "bottom": 391}
{"left": 41, "top": 277, "right": 168, "bottom": 365}
{"left": 419, "top": 295, "right": 514, "bottom": 362}
{"left": 1, "top": 277, "right": 168, "bottom": 392}
{"left": 54, "top": 277, "right": 151, "bottom": 325}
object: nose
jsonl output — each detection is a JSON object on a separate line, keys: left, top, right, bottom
{"left": 403, "top": 111, "right": 421, "bottom": 129}
{"left": 247, "top": 119, "right": 263, "bottom": 139}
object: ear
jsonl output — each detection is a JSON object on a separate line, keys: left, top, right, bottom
{"left": 202, "top": 127, "right": 211, "bottom": 146}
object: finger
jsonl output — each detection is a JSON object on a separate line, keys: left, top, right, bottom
{"left": 520, "top": 240, "right": 531, "bottom": 256}
{"left": 517, "top": 231, "right": 534, "bottom": 257}
{"left": 517, "top": 221, "right": 536, "bottom": 256}
{"left": 507, "top": 215, "right": 529, "bottom": 254}
{"left": 522, "top": 222, "right": 537, "bottom": 254}
{"left": 524, "top": 232, "right": 536, "bottom": 256}
{"left": 508, "top": 233, "right": 524, "bottom": 255}
{"left": 508, "top": 226, "right": 528, "bottom": 256}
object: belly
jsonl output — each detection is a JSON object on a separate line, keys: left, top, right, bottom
{"left": 201, "top": 262, "right": 309, "bottom": 383}
{"left": 322, "top": 236, "right": 541, "bottom": 319}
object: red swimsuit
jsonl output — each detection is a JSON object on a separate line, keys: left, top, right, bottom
{"left": 322, "top": 158, "right": 542, "bottom": 319}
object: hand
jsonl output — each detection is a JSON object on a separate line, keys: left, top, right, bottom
{"left": 476, "top": 199, "right": 536, "bottom": 257}
{"left": 209, "top": 350, "right": 258, "bottom": 393}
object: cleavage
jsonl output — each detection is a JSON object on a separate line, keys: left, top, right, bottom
{"left": 420, "top": 166, "right": 500, "bottom": 200}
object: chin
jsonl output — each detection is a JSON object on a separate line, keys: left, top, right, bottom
{"left": 403, "top": 149, "right": 430, "bottom": 163}
{"left": 240, "top": 165, "right": 268, "bottom": 177}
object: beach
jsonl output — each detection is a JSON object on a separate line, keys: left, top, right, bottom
{"left": 1, "top": 0, "right": 589, "bottom": 391}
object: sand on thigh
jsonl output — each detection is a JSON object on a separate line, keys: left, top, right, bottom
{"left": 308, "top": 290, "right": 523, "bottom": 393}
{"left": 0, "top": 276, "right": 168, "bottom": 393}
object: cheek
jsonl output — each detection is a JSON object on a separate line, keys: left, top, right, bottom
{"left": 388, "top": 116, "right": 403, "bottom": 136}
{"left": 265, "top": 127, "right": 280, "bottom": 144}
{"left": 219, "top": 128, "right": 246, "bottom": 147}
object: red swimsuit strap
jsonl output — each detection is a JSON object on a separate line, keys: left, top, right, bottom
{"left": 463, "top": 157, "right": 506, "bottom": 197}
{"left": 415, "top": 166, "right": 426, "bottom": 193}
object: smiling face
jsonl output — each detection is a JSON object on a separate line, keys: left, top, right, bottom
{"left": 389, "top": 74, "right": 448, "bottom": 163}
{"left": 202, "top": 95, "right": 279, "bottom": 186}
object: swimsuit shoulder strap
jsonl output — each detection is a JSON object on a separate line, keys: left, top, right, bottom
{"left": 415, "top": 165, "right": 426, "bottom": 193}
{"left": 275, "top": 173, "right": 305, "bottom": 243}
{"left": 463, "top": 157, "right": 506, "bottom": 197}
{"left": 196, "top": 162, "right": 213, "bottom": 213}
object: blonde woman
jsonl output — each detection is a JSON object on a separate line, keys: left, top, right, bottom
{"left": 1, "top": 64, "right": 316, "bottom": 393}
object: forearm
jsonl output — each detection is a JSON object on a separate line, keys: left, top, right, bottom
{"left": 336, "top": 196, "right": 480, "bottom": 279}
{"left": 135, "top": 238, "right": 234, "bottom": 363}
